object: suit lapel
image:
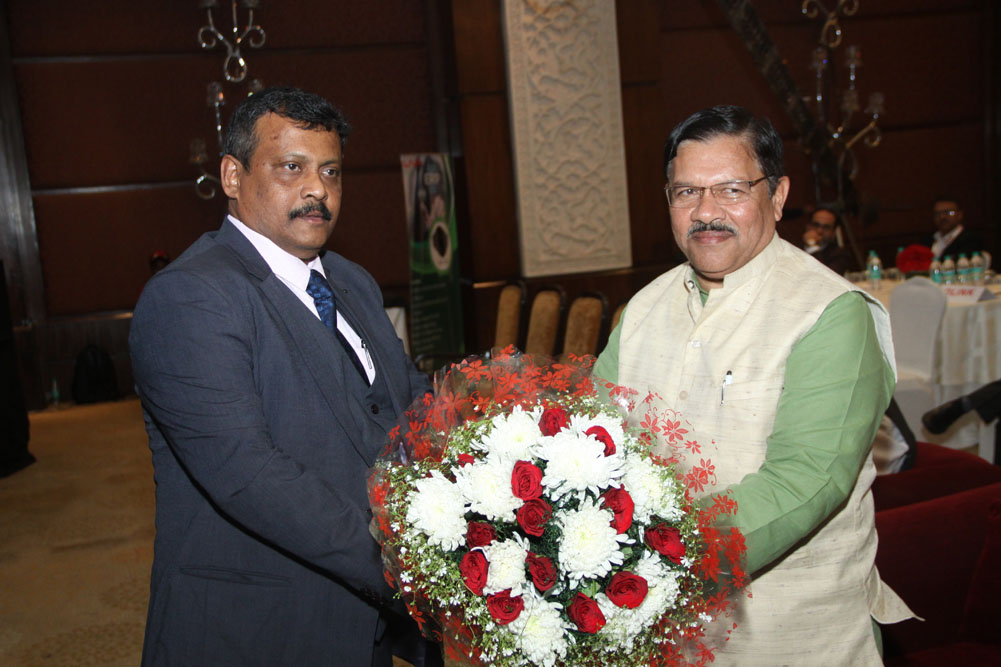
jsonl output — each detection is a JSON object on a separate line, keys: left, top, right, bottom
{"left": 322, "top": 256, "right": 404, "bottom": 417}
{"left": 214, "top": 220, "right": 375, "bottom": 464}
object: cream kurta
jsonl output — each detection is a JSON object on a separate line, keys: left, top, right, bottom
{"left": 618, "top": 235, "right": 912, "bottom": 665}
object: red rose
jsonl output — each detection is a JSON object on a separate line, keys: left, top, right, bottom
{"left": 516, "top": 498, "right": 552, "bottom": 537}
{"left": 459, "top": 550, "right": 488, "bottom": 595}
{"left": 525, "top": 552, "right": 558, "bottom": 592}
{"left": 457, "top": 453, "right": 476, "bottom": 467}
{"left": 539, "top": 407, "right": 568, "bottom": 436}
{"left": 605, "top": 571, "right": 649, "bottom": 609}
{"left": 566, "top": 592, "right": 606, "bottom": 634}
{"left": 511, "top": 460, "right": 544, "bottom": 500}
{"left": 486, "top": 589, "right": 524, "bottom": 625}
{"left": 601, "top": 487, "right": 634, "bottom": 534}
{"left": 645, "top": 523, "right": 685, "bottom": 564}
{"left": 586, "top": 425, "right": 616, "bottom": 456}
{"left": 466, "top": 521, "right": 496, "bottom": 548}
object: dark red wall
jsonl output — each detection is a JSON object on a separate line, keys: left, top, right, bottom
{"left": 8, "top": 0, "right": 438, "bottom": 316}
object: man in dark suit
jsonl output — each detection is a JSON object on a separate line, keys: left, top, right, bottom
{"left": 801, "top": 206, "right": 854, "bottom": 276}
{"left": 930, "top": 196, "right": 984, "bottom": 259}
{"left": 130, "top": 87, "right": 431, "bottom": 665}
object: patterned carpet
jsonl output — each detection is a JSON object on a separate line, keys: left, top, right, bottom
{"left": 0, "top": 398, "right": 152, "bottom": 666}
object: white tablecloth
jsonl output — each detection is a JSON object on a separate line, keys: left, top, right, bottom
{"left": 866, "top": 280, "right": 1001, "bottom": 459}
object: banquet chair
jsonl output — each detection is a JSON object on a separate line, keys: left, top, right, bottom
{"left": 610, "top": 300, "right": 627, "bottom": 332}
{"left": 383, "top": 304, "right": 410, "bottom": 356}
{"left": 560, "top": 292, "right": 608, "bottom": 360}
{"left": 889, "top": 277, "right": 948, "bottom": 438}
{"left": 524, "top": 285, "right": 566, "bottom": 356}
{"left": 493, "top": 280, "right": 526, "bottom": 350}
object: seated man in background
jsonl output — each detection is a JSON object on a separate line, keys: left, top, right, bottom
{"left": 802, "top": 206, "right": 854, "bottom": 276}
{"left": 930, "top": 196, "right": 984, "bottom": 259}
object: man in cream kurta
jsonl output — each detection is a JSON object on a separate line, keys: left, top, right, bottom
{"left": 595, "top": 106, "right": 913, "bottom": 665}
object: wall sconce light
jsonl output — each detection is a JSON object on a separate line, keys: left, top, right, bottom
{"left": 190, "top": 1, "right": 266, "bottom": 199}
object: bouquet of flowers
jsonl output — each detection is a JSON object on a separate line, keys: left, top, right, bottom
{"left": 895, "top": 244, "right": 935, "bottom": 274}
{"left": 369, "top": 350, "right": 746, "bottom": 666}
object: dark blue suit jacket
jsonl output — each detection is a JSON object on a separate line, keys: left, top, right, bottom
{"left": 130, "top": 220, "right": 430, "bottom": 665}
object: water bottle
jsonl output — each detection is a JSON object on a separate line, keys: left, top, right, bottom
{"left": 888, "top": 246, "right": 905, "bottom": 281}
{"left": 941, "top": 255, "right": 956, "bottom": 284}
{"left": 929, "top": 258, "right": 943, "bottom": 284}
{"left": 866, "top": 250, "right": 883, "bottom": 291}
{"left": 956, "top": 253, "right": 971, "bottom": 284}
{"left": 970, "top": 252, "right": 985, "bottom": 285}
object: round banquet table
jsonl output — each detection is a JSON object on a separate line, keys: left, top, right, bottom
{"left": 864, "top": 279, "right": 1001, "bottom": 460}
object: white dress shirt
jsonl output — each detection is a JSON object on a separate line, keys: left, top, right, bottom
{"left": 228, "top": 214, "right": 375, "bottom": 383}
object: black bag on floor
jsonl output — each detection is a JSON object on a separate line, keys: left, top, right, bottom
{"left": 71, "top": 345, "right": 119, "bottom": 404}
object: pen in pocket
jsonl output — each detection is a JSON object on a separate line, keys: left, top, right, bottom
{"left": 720, "top": 370, "right": 733, "bottom": 405}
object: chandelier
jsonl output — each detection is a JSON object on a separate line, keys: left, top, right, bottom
{"left": 189, "top": 1, "right": 266, "bottom": 199}
{"left": 802, "top": 0, "right": 883, "bottom": 203}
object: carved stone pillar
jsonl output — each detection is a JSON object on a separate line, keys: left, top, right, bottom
{"left": 502, "top": 0, "right": 632, "bottom": 277}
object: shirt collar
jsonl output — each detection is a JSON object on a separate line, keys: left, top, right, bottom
{"left": 228, "top": 214, "right": 325, "bottom": 289}
{"left": 933, "top": 224, "right": 964, "bottom": 247}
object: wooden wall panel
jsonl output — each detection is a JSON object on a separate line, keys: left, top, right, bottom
{"left": 657, "top": 27, "right": 788, "bottom": 131}
{"left": 458, "top": 95, "right": 519, "bottom": 280}
{"left": 452, "top": 0, "right": 506, "bottom": 93}
{"left": 620, "top": 84, "right": 676, "bottom": 266}
{"left": 4, "top": 1, "right": 442, "bottom": 405}
{"left": 32, "top": 186, "right": 218, "bottom": 314}
{"left": 16, "top": 56, "right": 226, "bottom": 188}
{"left": 329, "top": 169, "right": 413, "bottom": 288}
{"left": 8, "top": 1, "right": 426, "bottom": 56}
{"left": 16, "top": 47, "right": 434, "bottom": 189}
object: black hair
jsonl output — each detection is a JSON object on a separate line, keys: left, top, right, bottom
{"left": 933, "top": 195, "right": 961, "bottom": 207}
{"left": 812, "top": 206, "right": 842, "bottom": 227}
{"left": 663, "top": 105, "right": 784, "bottom": 194}
{"left": 222, "top": 86, "right": 352, "bottom": 169}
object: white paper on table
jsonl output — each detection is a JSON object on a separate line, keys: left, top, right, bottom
{"left": 942, "top": 285, "right": 998, "bottom": 302}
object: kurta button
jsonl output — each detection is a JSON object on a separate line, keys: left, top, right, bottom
{"left": 679, "top": 391, "right": 688, "bottom": 400}
{"left": 370, "top": 404, "right": 379, "bottom": 415}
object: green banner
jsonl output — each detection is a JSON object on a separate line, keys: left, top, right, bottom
{"left": 400, "top": 153, "right": 464, "bottom": 358}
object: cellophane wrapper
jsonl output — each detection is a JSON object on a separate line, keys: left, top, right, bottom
{"left": 368, "top": 349, "right": 748, "bottom": 667}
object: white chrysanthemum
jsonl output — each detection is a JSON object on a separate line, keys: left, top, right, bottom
{"left": 404, "top": 470, "right": 468, "bottom": 551}
{"left": 568, "top": 411, "right": 626, "bottom": 447}
{"left": 538, "top": 431, "right": 624, "bottom": 500}
{"left": 556, "top": 499, "right": 630, "bottom": 584}
{"left": 505, "top": 591, "right": 572, "bottom": 667}
{"left": 454, "top": 457, "right": 523, "bottom": 521}
{"left": 474, "top": 406, "right": 542, "bottom": 462}
{"left": 621, "top": 454, "right": 670, "bottom": 524}
{"left": 656, "top": 482, "right": 684, "bottom": 523}
{"left": 482, "top": 538, "right": 528, "bottom": 595}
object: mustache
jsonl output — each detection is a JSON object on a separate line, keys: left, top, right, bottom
{"left": 687, "top": 220, "right": 736, "bottom": 238}
{"left": 289, "top": 202, "right": 332, "bottom": 222}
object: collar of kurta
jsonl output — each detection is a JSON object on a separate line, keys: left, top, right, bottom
{"left": 683, "top": 231, "right": 782, "bottom": 303}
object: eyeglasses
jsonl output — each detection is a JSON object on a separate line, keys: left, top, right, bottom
{"left": 665, "top": 176, "right": 770, "bottom": 208}
{"left": 933, "top": 209, "right": 960, "bottom": 219}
